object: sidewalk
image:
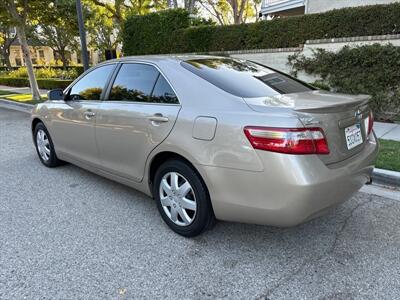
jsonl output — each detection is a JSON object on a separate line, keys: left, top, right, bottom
{"left": 0, "top": 85, "right": 49, "bottom": 95}
{"left": 374, "top": 122, "right": 400, "bottom": 142}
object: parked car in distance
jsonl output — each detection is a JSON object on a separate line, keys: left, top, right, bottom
{"left": 31, "top": 56, "right": 378, "bottom": 237}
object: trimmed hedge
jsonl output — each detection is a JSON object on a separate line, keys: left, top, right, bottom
{"left": 0, "top": 66, "right": 84, "bottom": 75}
{"left": 123, "top": 9, "right": 191, "bottom": 55}
{"left": 0, "top": 77, "right": 73, "bottom": 89}
{"left": 123, "top": 3, "right": 400, "bottom": 55}
{"left": 288, "top": 44, "right": 400, "bottom": 121}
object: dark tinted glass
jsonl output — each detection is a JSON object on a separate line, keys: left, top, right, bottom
{"left": 68, "top": 64, "right": 115, "bottom": 100}
{"left": 150, "top": 75, "right": 178, "bottom": 104}
{"left": 181, "top": 58, "right": 314, "bottom": 98}
{"left": 108, "top": 63, "right": 159, "bottom": 102}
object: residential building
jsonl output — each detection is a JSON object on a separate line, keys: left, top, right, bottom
{"left": 260, "top": 0, "right": 399, "bottom": 18}
{"left": 7, "top": 39, "right": 102, "bottom": 68}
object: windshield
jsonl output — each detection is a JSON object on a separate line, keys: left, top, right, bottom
{"left": 181, "top": 58, "right": 314, "bottom": 98}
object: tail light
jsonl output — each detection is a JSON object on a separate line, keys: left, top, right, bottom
{"left": 367, "top": 111, "right": 374, "bottom": 136}
{"left": 244, "top": 126, "right": 330, "bottom": 155}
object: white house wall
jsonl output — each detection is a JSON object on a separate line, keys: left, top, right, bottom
{"left": 306, "top": 0, "right": 399, "bottom": 14}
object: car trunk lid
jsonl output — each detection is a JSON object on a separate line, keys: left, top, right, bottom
{"left": 243, "top": 90, "right": 372, "bottom": 165}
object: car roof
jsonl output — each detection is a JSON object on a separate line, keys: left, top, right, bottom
{"left": 101, "top": 54, "right": 228, "bottom": 65}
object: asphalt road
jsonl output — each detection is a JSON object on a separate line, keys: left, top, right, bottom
{"left": 1, "top": 107, "right": 400, "bottom": 300}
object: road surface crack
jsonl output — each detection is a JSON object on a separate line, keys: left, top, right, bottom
{"left": 256, "top": 196, "right": 374, "bottom": 300}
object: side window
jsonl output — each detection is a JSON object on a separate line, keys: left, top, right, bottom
{"left": 68, "top": 64, "right": 115, "bottom": 101}
{"left": 150, "top": 75, "right": 178, "bottom": 104}
{"left": 108, "top": 63, "right": 159, "bottom": 102}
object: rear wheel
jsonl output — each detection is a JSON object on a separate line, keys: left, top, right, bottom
{"left": 153, "top": 159, "right": 215, "bottom": 237}
{"left": 34, "top": 123, "right": 63, "bottom": 168}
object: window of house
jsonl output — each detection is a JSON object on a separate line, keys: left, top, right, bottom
{"left": 30, "top": 49, "right": 37, "bottom": 65}
{"left": 14, "top": 50, "right": 21, "bottom": 66}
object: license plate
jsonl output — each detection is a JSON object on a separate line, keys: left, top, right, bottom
{"left": 345, "top": 124, "right": 363, "bottom": 150}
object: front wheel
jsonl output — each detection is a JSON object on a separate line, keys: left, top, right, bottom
{"left": 153, "top": 159, "right": 215, "bottom": 237}
{"left": 34, "top": 123, "right": 63, "bottom": 168}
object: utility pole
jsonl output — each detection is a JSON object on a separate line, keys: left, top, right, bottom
{"left": 76, "top": 0, "right": 89, "bottom": 71}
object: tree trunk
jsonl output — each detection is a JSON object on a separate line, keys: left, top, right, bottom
{"left": 229, "top": 0, "right": 240, "bottom": 24}
{"left": 16, "top": 25, "right": 41, "bottom": 100}
{"left": 1, "top": 48, "right": 12, "bottom": 70}
{"left": 4, "top": 53, "right": 12, "bottom": 70}
{"left": 59, "top": 49, "right": 69, "bottom": 69}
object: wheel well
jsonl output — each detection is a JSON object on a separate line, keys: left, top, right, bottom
{"left": 149, "top": 151, "right": 215, "bottom": 217}
{"left": 149, "top": 152, "right": 200, "bottom": 191}
{"left": 31, "top": 118, "right": 42, "bottom": 132}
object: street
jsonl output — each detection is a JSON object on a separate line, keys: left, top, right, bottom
{"left": 1, "top": 107, "right": 400, "bottom": 299}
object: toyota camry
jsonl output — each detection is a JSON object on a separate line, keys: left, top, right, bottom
{"left": 31, "top": 56, "right": 378, "bottom": 236}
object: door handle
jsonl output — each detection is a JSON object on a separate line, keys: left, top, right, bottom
{"left": 147, "top": 114, "right": 169, "bottom": 123}
{"left": 84, "top": 111, "right": 96, "bottom": 120}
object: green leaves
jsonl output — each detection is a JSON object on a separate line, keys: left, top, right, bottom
{"left": 288, "top": 44, "right": 400, "bottom": 122}
{"left": 123, "top": 9, "right": 190, "bottom": 55}
{"left": 123, "top": 3, "right": 400, "bottom": 55}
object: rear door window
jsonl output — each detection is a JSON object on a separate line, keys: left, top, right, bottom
{"left": 150, "top": 75, "right": 179, "bottom": 104}
{"left": 108, "top": 63, "right": 159, "bottom": 102}
{"left": 181, "top": 58, "right": 314, "bottom": 98}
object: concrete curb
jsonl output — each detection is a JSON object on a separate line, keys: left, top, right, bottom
{"left": 0, "top": 99, "right": 33, "bottom": 113}
{"left": 372, "top": 168, "right": 400, "bottom": 187}
{"left": 0, "top": 97, "right": 399, "bottom": 188}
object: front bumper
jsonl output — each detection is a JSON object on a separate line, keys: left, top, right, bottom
{"left": 199, "top": 133, "right": 379, "bottom": 227}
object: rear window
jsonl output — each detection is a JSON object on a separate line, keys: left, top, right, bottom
{"left": 181, "top": 58, "right": 314, "bottom": 98}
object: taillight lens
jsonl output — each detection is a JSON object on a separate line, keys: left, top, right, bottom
{"left": 367, "top": 111, "right": 374, "bottom": 135}
{"left": 244, "top": 126, "right": 330, "bottom": 155}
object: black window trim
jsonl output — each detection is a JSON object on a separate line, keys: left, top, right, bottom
{"left": 63, "top": 62, "right": 118, "bottom": 102}
{"left": 248, "top": 60, "right": 317, "bottom": 92}
{"left": 103, "top": 61, "right": 181, "bottom": 106}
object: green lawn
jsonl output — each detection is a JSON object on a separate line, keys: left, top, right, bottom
{"left": 0, "top": 90, "right": 46, "bottom": 105}
{"left": 376, "top": 139, "right": 400, "bottom": 172}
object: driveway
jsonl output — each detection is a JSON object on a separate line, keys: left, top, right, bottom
{"left": 0, "top": 107, "right": 400, "bottom": 299}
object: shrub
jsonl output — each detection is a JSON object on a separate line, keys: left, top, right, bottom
{"left": 6, "top": 67, "right": 29, "bottom": 78}
{"left": 310, "top": 80, "right": 331, "bottom": 91}
{"left": 6, "top": 67, "right": 78, "bottom": 80}
{"left": 123, "top": 3, "right": 400, "bottom": 55}
{"left": 288, "top": 44, "right": 400, "bottom": 121}
{"left": 0, "top": 77, "right": 73, "bottom": 89}
{"left": 123, "top": 8, "right": 190, "bottom": 55}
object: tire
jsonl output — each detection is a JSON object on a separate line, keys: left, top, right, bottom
{"left": 33, "top": 122, "right": 63, "bottom": 168}
{"left": 153, "top": 159, "right": 215, "bottom": 237}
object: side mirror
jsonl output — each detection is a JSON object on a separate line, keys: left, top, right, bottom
{"left": 47, "top": 89, "right": 64, "bottom": 100}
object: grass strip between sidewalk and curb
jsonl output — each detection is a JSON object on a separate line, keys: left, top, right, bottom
{"left": 0, "top": 90, "right": 46, "bottom": 105}
{"left": 376, "top": 139, "right": 400, "bottom": 172}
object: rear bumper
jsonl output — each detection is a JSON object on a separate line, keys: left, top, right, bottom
{"left": 200, "top": 133, "right": 379, "bottom": 227}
